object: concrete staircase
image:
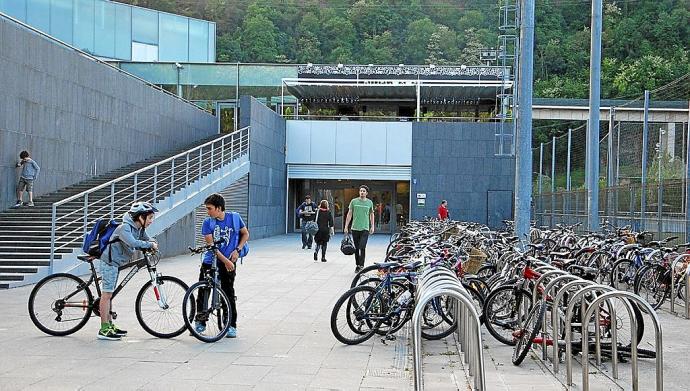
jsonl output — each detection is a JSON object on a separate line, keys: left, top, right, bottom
{"left": 0, "top": 135, "right": 223, "bottom": 289}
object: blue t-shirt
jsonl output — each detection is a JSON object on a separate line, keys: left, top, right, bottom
{"left": 201, "top": 212, "right": 246, "bottom": 264}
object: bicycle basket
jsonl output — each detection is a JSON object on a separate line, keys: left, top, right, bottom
{"left": 463, "top": 248, "right": 486, "bottom": 274}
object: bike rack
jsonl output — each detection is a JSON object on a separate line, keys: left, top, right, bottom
{"left": 564, "top": 284, "right": 622, "bottom": 386}
{"left": 669, "top": 253, "right": 690, "bottom": 318}
{"left": 413, "top": 268, "right": 485, "bottom": 391}
{"left": 551, "top": 279, "right": 595, "bottom": 374}
{"left": 581, "top": 291, "right": 664, "bottom": 391}
{"left": 531, "top": 269, "right": 570, "bottom": 304}
{"left": 538, "top": 274, "right": 581, "bottom": 361}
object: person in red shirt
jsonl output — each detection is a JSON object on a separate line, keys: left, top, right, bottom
{"left": 438, "top": 200, "right": 449, "bottom": 220}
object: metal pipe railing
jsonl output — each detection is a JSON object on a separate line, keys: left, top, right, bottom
{"left": 670, "top": 253, "right": 690, "bottom": 317}
{"left": 49, "top": 127, "right": 250, "bottom": 264}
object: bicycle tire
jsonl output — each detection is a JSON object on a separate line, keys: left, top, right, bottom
{"left": 609, "top": 259, "right": 634, "bottom": 290}
{"left": 633, "top": 264, "right": 668, "bottom": 310}
{"left": 483, "top": 285, "right": 532, "bottom": 346}
{"left": 512, "top": 302, "right": 546, "bottom": 365}
{"left": 182, "top": 281, "right": 231, "bottom": 343}
{"left": 350, "top": 265, "right": 380, "bottom": 289}
{"left": 368, "top": 281, "right": 410, "bottom": 336}
{"left": 330, "top": 285, "right": 380, "bottom": 345}
{"left": 135, "top": 276, "right": 190, "bottom": 338}
{"left": 28, "top": 273, "right": 93, "bottom": 336}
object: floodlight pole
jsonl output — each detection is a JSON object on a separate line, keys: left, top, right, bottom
{"left": 514, "top": 0, "right": 535, "bottom": 245}
{"left": 586, "top": 0, "right": 603, "bottom": 232}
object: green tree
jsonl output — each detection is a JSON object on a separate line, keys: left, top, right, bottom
{"left": 405, "top": 18, "right": 436, "bottom": 64}
{"left": 296, "top": 35, "right": 322, "bottom": 63}
{"left": 241, "top": 13, "right": 279, "bottom": 62}
{"left": 322, "top": 16, "right": 356, "bottom": 63}
{"left": 360, "top": 31, "right": 397, "bottom": 64}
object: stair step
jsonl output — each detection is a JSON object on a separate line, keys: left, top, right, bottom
{"left": 0, "top": 276, "right": 26, "bottom": 282}
{"left": 0, "top": 266, "right": 37, "bottom": 274}
{"left": 0, "top": 259, "right": 52, "bottom": 267}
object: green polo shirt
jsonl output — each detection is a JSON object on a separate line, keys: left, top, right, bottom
{"left": 349, "top": 197, "right": 374, "bottom": 231}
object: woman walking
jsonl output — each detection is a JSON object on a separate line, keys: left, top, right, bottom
{"left": 314, "top": 200, "right": 334, "bottom": 262}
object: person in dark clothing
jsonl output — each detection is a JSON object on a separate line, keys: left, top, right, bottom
{"left": 297, "top": 195, "right": 317, "bottom": 249}
{"left": 313, "top": 200, "right": 334, "bottom": 262}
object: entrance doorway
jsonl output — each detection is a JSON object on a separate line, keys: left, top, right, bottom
{"left": 290, "top": 179, "right": 410, "bottom": 234}
{"left": 216, "top": 102, "right": 237, "bottom": 133}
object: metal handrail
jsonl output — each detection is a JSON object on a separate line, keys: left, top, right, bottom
{"left": 49, "top": 127, "right": 250, "bottom": 267}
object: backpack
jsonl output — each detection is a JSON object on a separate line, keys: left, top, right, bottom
{"left": 82, "top": 218, "right": 120, "bottom": 257}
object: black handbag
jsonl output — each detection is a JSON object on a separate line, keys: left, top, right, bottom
{"left": 340, "top": 234, "right": 356, "bottom": 255}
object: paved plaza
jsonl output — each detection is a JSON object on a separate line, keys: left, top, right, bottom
{"left": 0, "top": 234, "right": 687, "bottom": 390}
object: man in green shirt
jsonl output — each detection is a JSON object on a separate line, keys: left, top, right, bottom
{"left": 344, "top": 185, "right": 375, "bottom": 272}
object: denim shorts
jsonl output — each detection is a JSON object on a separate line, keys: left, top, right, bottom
{"left": 100, "top": 261, "right": 119, "bottom": 293}
{"left": 17, "top": 177, "right": 34, "bottom": 192}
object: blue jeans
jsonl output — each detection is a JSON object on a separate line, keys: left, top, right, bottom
{"left": 301, "top": 219, "right": 313, "bottom": 247}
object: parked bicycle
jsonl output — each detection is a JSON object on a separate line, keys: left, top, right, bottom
{"left": 28, "top": 249, "right": 188, "bottom": 338}
{"left": 182, "top": 240, "right": 232, "bottom": 343}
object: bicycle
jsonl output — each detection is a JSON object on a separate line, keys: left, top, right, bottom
{"left": 28, "top": 249, "right": 188, "bottom": 338}
{"left": 182, "top": 240, "right": 232, "bottom": 343}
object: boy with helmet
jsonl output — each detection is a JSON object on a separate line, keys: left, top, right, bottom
{"left": 97, "top": 201, "right": 159, "bottom": 340}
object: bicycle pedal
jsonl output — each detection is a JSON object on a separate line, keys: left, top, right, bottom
{"left": 110, "top": 311, "right": 117, "bottom": 320}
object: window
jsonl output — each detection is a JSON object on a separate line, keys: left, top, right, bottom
{"left": 113, "top": 3, "right": 131, "bottom": 60}
{"left": 26, "top": 0, "right": 50, "bottom": 33}
{"left": 49, "top": 0, "right": 73, "bottom": 43}
{"left": 132, "top": 7, "right": 157, "bottom": 45}
{"left": 132, "top": 41, "right": 158, "bottom": 62}
{"left": 188, "top": 19, "right": 208, "bottom": 62}
{"left": 94, "top": 0, "right": 116, "bottom": 58}
{"left": 158, "top": 14, "right": 188, "bottom": 62}
{"left": 73, "top": 0, "right": 95, "bottom": 53}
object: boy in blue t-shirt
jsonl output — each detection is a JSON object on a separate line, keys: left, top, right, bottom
{"left": 197, "top": 193, "right": 249, "bottom": 338}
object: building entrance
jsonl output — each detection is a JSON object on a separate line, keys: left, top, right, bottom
{"left": 289, "top": 179, "right": 409, "bottom": 234}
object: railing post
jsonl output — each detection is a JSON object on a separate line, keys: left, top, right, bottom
{"left": 153, "top": 166, "right": 158, "bottom": 201}
{"left": 49, "top": 204, "right": 57, "bottom": 275}
{"left": 84, "top": 194, "right": 89, "bottom": 231}
{"left": 211, "top": 144, "right": 215, "bottom": 173}
{"left": 185, "top": 153, "right": 189, "bottom": 185}
{"left": 133, "top": 173, "right": 138, "bottom": 201}
{"left": 221, "top": 138, "right": 225, "bottom": 165}
{"left": 199, "top": 147, "right": 203, "bottom": 180}
{"left": 110, "top": 182, "right": 115, "bottom": 218}
{"left": 171, "top": 159, "right": 176, "bottom": 194}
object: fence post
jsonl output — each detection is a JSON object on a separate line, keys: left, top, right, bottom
{"left": 171, "top": 159, "right": 176, "bottom": 195}
{"left": 49, "top": 204, "right": 57, "bottom": 274}
{"left": 133, "top": 174, "right": 138, "bottom": 201}
{"left": 539, "top": 142, "right": 544, "bottom": 195}
{"left": 686, "top": 103, "right": 690, "bottom": 242}
{"left": 641, "top": 90, "right": 650, "bottom": 227}
{"left": 153, "top": 166, "right": 158, "bottom": 201}
{"left": 658, "top": 128, "right": 664, "bottom": 239}
{"left": 551, "top": 136, "right": 556, "bottom": 226}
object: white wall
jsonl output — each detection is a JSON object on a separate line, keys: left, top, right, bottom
{"left": 286, "top": 120, "right": 412, "bottom": 165}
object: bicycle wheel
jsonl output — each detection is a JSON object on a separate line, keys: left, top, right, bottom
{"left": 610, "top": 259, "right": 635, "bottom": 290}
{"left": 369, "top": 281, "right": 410, "bottom": 336}
{"left": 28, "top": 273, "right": 93, "bottom": 336}
{"left": 420, "top": 294, "right": 457, "bottom": 340}
{"left": 483, "top": 285, "right": 533, "bottom": 345}
{"left": 182, "top": 281, "right": 231, "bottom": 343}
{"left": 512, "top": 302, "right": 546, "bottom": 365}
{"left": 634, "top": 264, "right": 669, "bottom": 310}
{"left": 330, "top": 285, "right": 380, "bottom": 345}
{"left": 135, "top": 276, "right": 189, "bottom": 338}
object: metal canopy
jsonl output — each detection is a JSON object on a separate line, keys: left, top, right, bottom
{"left": 284, "top": 78, "right": 510, "bottom": 102}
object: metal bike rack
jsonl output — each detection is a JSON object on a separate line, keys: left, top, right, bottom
{"left": 581, "top": 291, "right": 664, "bottom": 391}
{"left": 538, "top": 274, "right": 581, "bottom": 361}
{"left": 564, "top": 284, "right": 621, "bottom": 385}
{"left": 669, "top": 253, "right": 690, "bottom": 318}
{"left": 412, "top": 268, "right": 485, "bottom": 391}
{"left": 531, "top": 269, "right": 570, "bottom": 304}
{"left": 551, "top": 279, "right": 594, "bottom": 374}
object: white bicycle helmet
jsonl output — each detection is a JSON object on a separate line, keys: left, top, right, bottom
{"left": 129, "top": 201, "right": 158, "bottom": 217}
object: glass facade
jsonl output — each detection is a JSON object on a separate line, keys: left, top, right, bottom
{"left": 0, "top": 0, "right": 216, "bottom": 62}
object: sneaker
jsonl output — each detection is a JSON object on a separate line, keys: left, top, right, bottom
{"left": 97, "top": 327, "right": 121, "bottom": 341}
{"left": 226, "top": 326, "right": 237, "bottom": 338}
{"left": 12, "top": 201, "right": 21, "bottom": 208}
{"left": 307, "top": 246, "right": 312, "bottom": 249}
{"left": 302, "top": 245, "right": 306, "bottom": 249}
{"left": 194, "top": 321, "right": 206, "bottom": 334}
{"left": 110, "top": 323, "right": 127, "bottom": 337}
{"left": 313, "top": 252, "right": 318, "bottom": 261}
{"left": 321, "top": 258, "right": 327, "bottom": 262}
{"left": 27, "top": 202, "right": 34, "bottom": 207}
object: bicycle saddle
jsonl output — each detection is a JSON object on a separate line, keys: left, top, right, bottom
{"left": 374, "top": 261, "right": 402, "bottom": 269}
{"left": 77, "top": 254, "right": 96, "bottom": 262}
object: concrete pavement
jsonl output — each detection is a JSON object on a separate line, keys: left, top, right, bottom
{"left": 0, "top": 234, "right": 686, "bottom": 390}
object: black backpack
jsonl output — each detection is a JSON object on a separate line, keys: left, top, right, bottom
{"left": 340, "top": 234, "right": 356, "bottom": 255}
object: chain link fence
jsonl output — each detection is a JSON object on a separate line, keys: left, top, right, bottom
{"left": 533, "top": 74, "right": 690, "bottom": 240}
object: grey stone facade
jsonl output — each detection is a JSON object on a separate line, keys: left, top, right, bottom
{"left": 410, "top": 122, "right": 515, "bottom": 228}
{"left": 0, "top": 17, "right": 216, "bottom": 210}
{"left": 240, "top": 96, "right": 287, "bottom": 239}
